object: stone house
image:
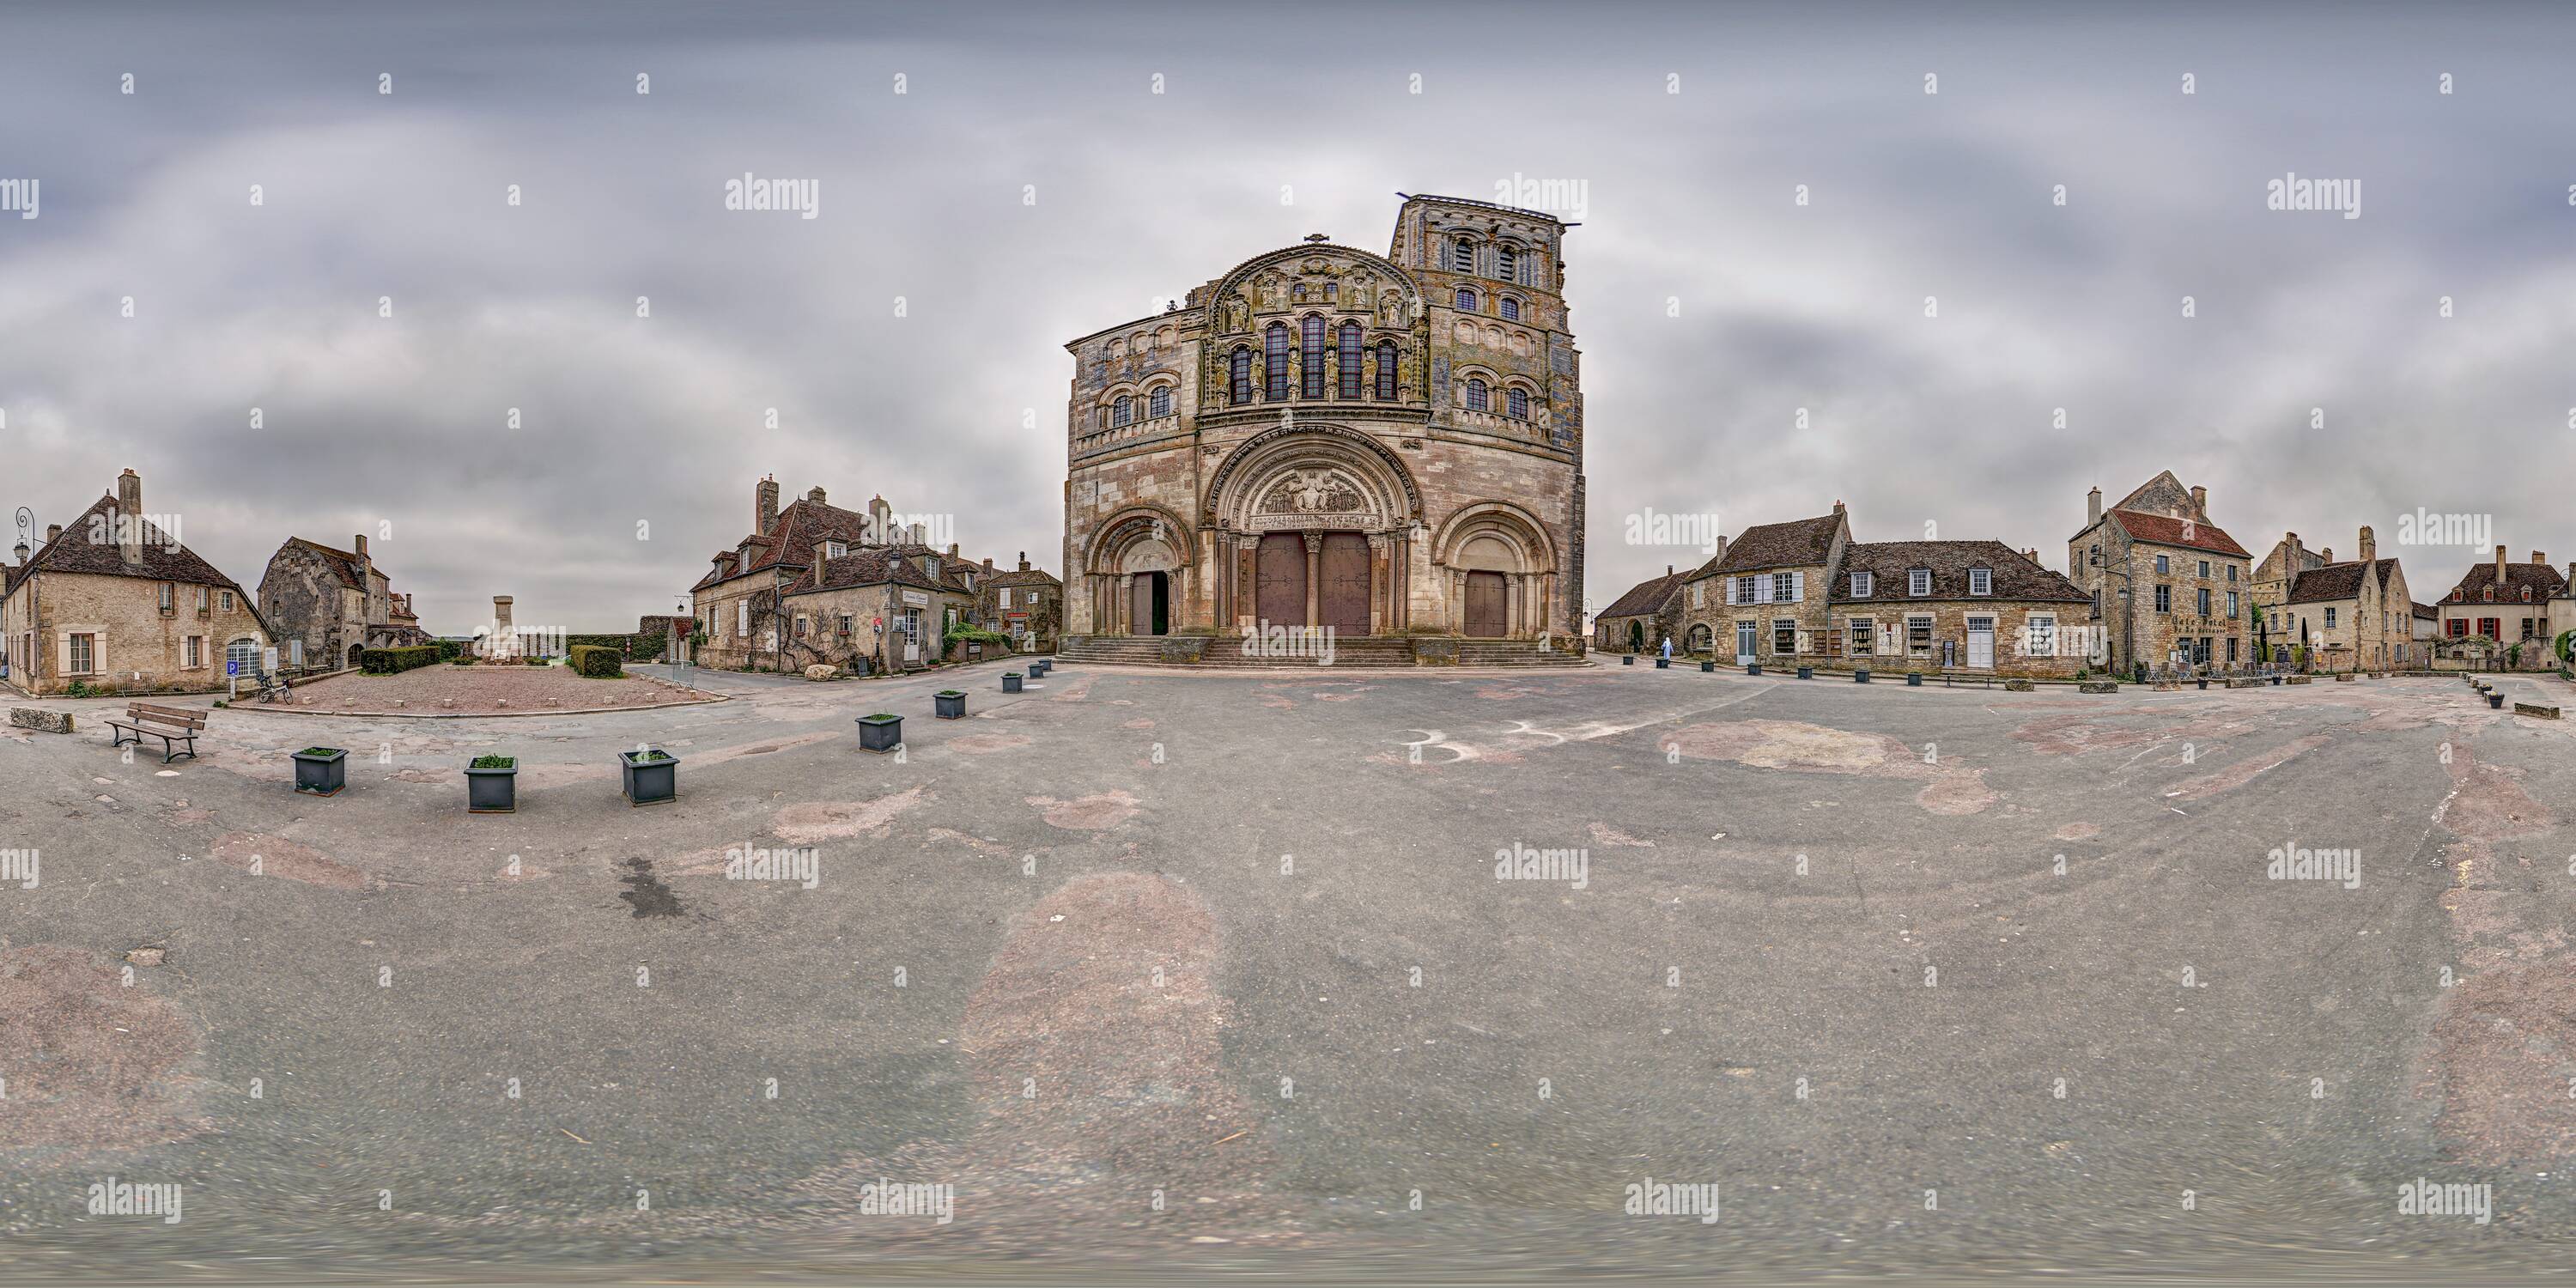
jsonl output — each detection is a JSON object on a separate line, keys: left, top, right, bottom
{"left": 975, "top": 552, "right": 1062, "bottom": 649}
{"left": 256, "top": 532, "right": 428, "bottom": 672}
{"left": 1826, "top": 541, "right": 2091, "bottom": 677}
{"left": 2412, "top": 601, "right": 2440, "bottom": 653}
{"left": 691, "top": 477, "right": 993, "bottom": 673}
{"left": 1679, "top": 506, "right": 1850, "bottom": 663}
{"left": 1, "top": 469, "right": 271, "bottom": 696}
{"left": 2431, "top": 545, "right": 2570, "bottom": 668}
{"left": 2275, "top": 527, "right": 2415, "bottom": 671}
{"left": 1593, "top": 565, "right": 1690, "bottom": 653}
{"left": 2250, "top": 530, "right": 2334, "bottom": 644}
{"left": 1060, "top": 194, "right": 1583, "bottom": 652}
{"left": 2065, "top": 472, "right": 2253, "bottom": 672}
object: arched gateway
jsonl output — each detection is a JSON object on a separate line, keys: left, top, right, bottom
{"left": 1060, "top": 194, "right": 1587, "bottom": 661}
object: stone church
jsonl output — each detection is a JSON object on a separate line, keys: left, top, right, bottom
{"left": 1058, "top": 194, "right": 1585, "bottom": 661}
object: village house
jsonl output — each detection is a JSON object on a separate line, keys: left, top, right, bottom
{"left": 2250, "top": 529, "right": 2334, "bottom": 655}
{"left": 2272, "top": 526, "right": 2415, "bottom": 671}
{"left": 256, "top": 532, "right": 428, "bottom": 672}
{"left": 1, "top": 469, "right": 272, "bottom": 696}
{"left": 1679, "top": 506, "right": 1850, "bottom": 664}
{"left": 2431, "top": 545, "right": 2570, "bottom": 669}
{"left": 1593, "top": 564, "right": 1691, "bottom": 653}
{"left": 1826, "top": 541, "right": 2091, "bottom": 677}
{"left": 975, "top": 552, "right": 1063, "bottom": 650}
{"left": 690, "top": 477, "right": 995, "bottom": 674}
{"left": 2065, "top": 472, "right": 2252, "bottom": 673}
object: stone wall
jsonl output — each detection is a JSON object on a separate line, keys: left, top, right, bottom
{"left": 2, "top": 570, "right": 267, "bottom": 696}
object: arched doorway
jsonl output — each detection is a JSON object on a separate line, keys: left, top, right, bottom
{"left": 347, "top": 643, "right": 364, "bottom": 668}
{"left": 1432, "top": 503, "right": 1558, "bottom": 641}
{"left": 1130, "top": 571, "right": 1170, "bottom": 635}
{"left": 1686, "top": 623, "right": 1712, "bottom": 654}
{"left": 1208, "top": 424, "right": 1423, "bottom": 638}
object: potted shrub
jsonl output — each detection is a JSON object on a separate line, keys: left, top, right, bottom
{"left": 2196, "top": 677, "right": 2208, "bottom": 690}
{"left": 2488, "top": 691, "right": 2506, "bottom": 709}
{"left": 1655, "top": 655, "right": 1670, "bottom": 670}
{"left": 620, "top": 746, "right": 678, "bottom": 806}
{"left": 292, "top": 746, "right": 348, "bottom": 797}
{"left": 857, "top": 712, "right": 902, "bottom": 753}
{"left": 1906, "top": 671, "right": 1923, "bottom": 685}
{"left": 465, "top": 755, "right": 519, "bottom": 813}
{"left": 935, "top": 690, "right": 968, "bottom": 720}
{"left": 1002, "top": 671, "right": 1024, "bottom": 693}
{"left": 1621, "top": 654, "right": 1635, "bottom": 666}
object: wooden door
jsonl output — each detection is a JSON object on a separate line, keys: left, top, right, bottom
{"left": 1464, "top": 569, "right": 1508, "bottom": 638}
{"left": 1255, "top": 534, "right": 1306, "bottom": 628}
{"left": 1320, "top": 533, "right": 1372, "bottom": 636}
{"left": 1129, "top": 574, "right": 1161, "bottom": 636}
{"left": 1966, "top": 617, "right": 1995, "bottom": 669}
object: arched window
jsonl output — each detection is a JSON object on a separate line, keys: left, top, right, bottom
{"left": 1453, "top": 236, "right": 1475, "bottom": 272}
{"left": 1149, "top": 385, "right": 1171, "bottom": 418}
{"left": 1375, "top": 340, "right": 1398, "bottom": 400}
{"left": 1497, "top": 246, "right": 1516, "bottom": 282}
{"left": 1112, "top": 396, "right": 1131, "bottom": 427}
{"left": 1301, "top": 314, "right": 1326, "bottom": 398}
{"left": 1264, "top": 322, "right": 1289, "bottom": 400}
{"left": 1498, "top": 296, "right": 1520, "bottom": 322}
{"left": 1507, "top": 386, "right": 1529, "bottom": 419}
{"left": 1229, "top": 347, "right": 1252, "bottom": 405}
{"left": 1466, "top": 378, "right": 1489, "bottom": 412}
{"left": 1337, "top": 322, "right": 1364, "bottom": 398}
{"left": 1455, "top": 287, "right": 1478, "bottom": 312}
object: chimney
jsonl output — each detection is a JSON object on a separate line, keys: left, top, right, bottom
{"left": 982, "top": 556, "right": 994, "bottom": 573}
{"left": 869, "top": 495, "right": 891, "bottom": 543}
{"left": 2321, "top": 548, "right": 2332, "bottom": 565}
{"left": 2087, "top": 486, "right": 2102, "bottom": 526}
{"left": 2356, "top": 526, "right": 2374, "bottom": 563}
{"left": 354, "top": 532, "right": 369, "bottom": 566}
{"left": 1666, "top": 564, "right": 1674, "bottom": 577}
{"left": 46, "top": 523, "right": 63, "bottom": 546}
{"left": 812, "top": 540, "right": 831, "bottom": 580}
{"left": 946, "top": 542, "right": 959, "bottom": 560}
{"left": 2189, "top": 484, "right": 2207, "bottom": 517}
{"left": 2531, "top": 550, "right": 2547, "bottom": 566}
{"left": 1832, "top": 499, "right": 1845, "bottom": 514}
{"left": 1018, "top": 550, "right": 1031, "bottom": 572}
{"left": 494, "top": 595, "right": 513, "bottom": 632}
{"left": 756, "top": 476, "right": 780, "bottom": 534}
{"left": 807, "top": 485, "right": 826, "bottom": 506}
{"left": 2497, "top": 544, "right": 2509, "bottom": 581}
{"left": 115, "top": 468, "right": 143, "bottom": 563}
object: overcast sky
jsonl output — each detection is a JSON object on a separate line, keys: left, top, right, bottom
{"left": 4, "top": 1, "right": 2571, "bottom": 632}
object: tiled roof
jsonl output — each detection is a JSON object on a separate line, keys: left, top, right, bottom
{"left": 1599, "top": 571, "right": 1687, "bottom": 619}
{"left": 986, "top": 567, "right": 1060, "bottom": 589}
{"left": 1707, "top": 513, "right": 1842, "bottom": 574}
{"left": 9, "top": 494, "right": 251, "bottom": 592}
{"left": 1830, "top": 541, "right": 2089, "bottom": 605}
{"left": 2108, "top": 509, "right": 2251, "bottom": 559}
{"left": 2440, "top": 561, "right": 2569, "bottom": 605}
{"left": 796, "top": 546, "right": 957, "bottom": 596}
{"left": 283, "top": 537, "right": 371, "bottom": 586}
{"left": 2287, "top": 558, "right": 2399, "bottom": 605}
{"left": 2413, "top": 601, "right": 2439, "bottom": 620}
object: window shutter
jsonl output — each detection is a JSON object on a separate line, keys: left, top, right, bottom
{"left": 1791, "top": 572, "right": 1805, "bottom": 603}
{"left": 1722, "top": 578, "right": 1735, "bottom": 605}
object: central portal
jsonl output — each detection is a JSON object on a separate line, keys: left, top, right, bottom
{"left": 1252, "top": 530, "right": 1370, "bottom": 634}
{"left": 1255, "top": 534, "right": 1305, "bottom": 629}
{"left": 1319, "top": 532, "right": 1370, "bottom": 636}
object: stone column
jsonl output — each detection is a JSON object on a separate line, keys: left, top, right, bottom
{"left": 1116, "top": 574, "right": 1134, "bottom": 635}
{"left": 1303, "top": 532, "right": 1322, "bottom": 629}
{"left": 1368, "top": 532, "right": 1390, "bottom": 635}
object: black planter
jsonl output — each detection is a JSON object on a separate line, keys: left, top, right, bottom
{"left": 2196, "top": 678, "right": 2208, "bottom": 690}
{"left": 935, "top": 690, "right": 967, "bottom": 720}
{"left": 2270, "top": 675, "right": 2281, "bottom": 685}
{"left": 857, "top": 714, "right": 902, "bottom": 753}
{"left": 292, "top": 747, "right": 347, "bottom": 797}
{"left": 1797, "top": 666, "right": 1814, "bottom": 680}
{"left": 1855, "top": 668, "right": 1871, "bottom": 683}
{"left": 1699, "top": 659, "right": 1714, "bottom": 673}
{"left": 1654, "top": 657, "right": 1669, "bottom": 669}
{"left": 1002, "top": 672, "right": 1024, "bottom": 693}
{"left": 465, "top": 759, "right": 518, "bottom": 813}
{"left": 1747, "top": 664, "right": 1762, "bottom": 676}
{"left": 1028, "top": 659, "right": 1048, "bottom": 677}
{"left": 620, "top": 748, "right": 679, "bottom": 806}
{"left": 1622, "top": 654, "right": 1635, "bottom": 665}
{"left": 1907, "top": 671, "right": 1923, "bottom": 686}
{"left": 2488, "top": 693, "right": 2506, "bottom": 709}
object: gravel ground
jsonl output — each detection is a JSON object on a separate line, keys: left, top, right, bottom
{"left": 271, "top": 665, "right": 714, "bottom": 715}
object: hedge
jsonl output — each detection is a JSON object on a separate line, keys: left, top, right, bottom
{"left": 360, "top": 645, "right": 441, "bottom": 675}
{"left": 565, "top": 632, "right": 667, "bottom": 663}
{"left": 433, "top": 639, "right": 466, "bottom": 661}
{"left": 566, "top": 644, "right": 625, "bottom": 678}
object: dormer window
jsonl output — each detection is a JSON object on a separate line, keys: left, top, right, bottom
{"left": 827, "top": 541, "right": 847, "bottom": 558}
{"left": 1969, "top": 568, "right": 1991, "bottom": 596}
{"left": 1850, "top": 571, "right": 1873, "bottom": 598}
{"left": 1909, "top": 568, "right": 1932, "bottom": 597}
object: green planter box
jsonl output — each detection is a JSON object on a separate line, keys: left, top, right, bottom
{"left": 935, "top": 690, "right": 967, "bottom": 720}
{"left": 465, "top": 756, "right": 518, "bottom": 813}
{"left": 857, "top": 714, "right": 902, "bottom": 753}
{"left": 292, "top": 747, "right": 347, "bottom": 797}
{"left": 1002, "top": 672, "right": 1024, "bottom": 693}
{"left": 620, "top": 748, "right": 678, "bottom": 806}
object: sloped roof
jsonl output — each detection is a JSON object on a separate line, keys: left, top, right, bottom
{"left": 1705, "top": 513, "right": 1842, "bottom": 575}
{"left": 1830, "top": 541, "right": 2088, "bottom": 605}
{"left": 795, "top": 546, "right": 958, "bottom": 597}
{"left": 2108, "top": 509, "right": 2251, "bottom": 559}
{"left": 9, "top": 493, "right": 252, "bottom": 592}
{"left": 2439, "top": 560, "right": 2569, "bottom": 605}
{"left": 987, "top": 566, "right": 1060, "bottom": 589}
{"left": 1598, "top": 570, "right": 1688, "bottom": 619}
{"left": 2287, "top": 558, "right": 2400, "bottom": 605}
{"left": 2413, "top": 601, "right": 2439, "bottom": 620}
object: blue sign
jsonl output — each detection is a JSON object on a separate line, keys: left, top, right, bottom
{"left": 226, "top": 659, "right": 240, "bottom": 677}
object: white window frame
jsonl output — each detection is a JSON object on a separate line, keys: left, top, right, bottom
{"left": 1771, "top": 571, "right": 1795, "bottom": 603}
{"left": 68, "top": 632, "right": 97, "bottom": 675}
{"left": 1771, "top": 617, "right": 1796, "bottom": 655}
{"left": 1850, "top": 570, "right": 1872, "bottom": 598}
{"left": 184, "top": 635, "right": 204, "bottom": 669}
{"left": 1909, "top": 568, "right": 1932, "bottom": 597}
{"left": 219, "top": 590, "right": 235, "bottom": 611}
{"left": 1849, "top": 617, "right": 1874, "bottom": 657}
{"left": 2027, "top": 614, "right": 2057, "bottom": 657}
{"left": 1969, "top": 568, "right": 1991, "bottom": 597}
{"left": 1906, "top": 614, "right": 1935, "bottom": 658}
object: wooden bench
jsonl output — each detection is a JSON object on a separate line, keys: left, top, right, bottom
{"left": 107, "top": 702, "right": 205, "bottom": 763}
{"left": 1941, "top": 671, "right": 1998, "bottom": 689}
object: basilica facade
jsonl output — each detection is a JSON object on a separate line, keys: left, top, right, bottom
{"left": 1060, "top": 194, "right": 1587, "bottom": 652}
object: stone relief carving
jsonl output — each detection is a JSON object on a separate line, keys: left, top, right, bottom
{"left": 1257, "top": 468, "right": 1366, "bottom": 516}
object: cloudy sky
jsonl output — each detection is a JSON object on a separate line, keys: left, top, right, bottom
{"left": 5, "top": 1, "right": 2571, "bottom": 632}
